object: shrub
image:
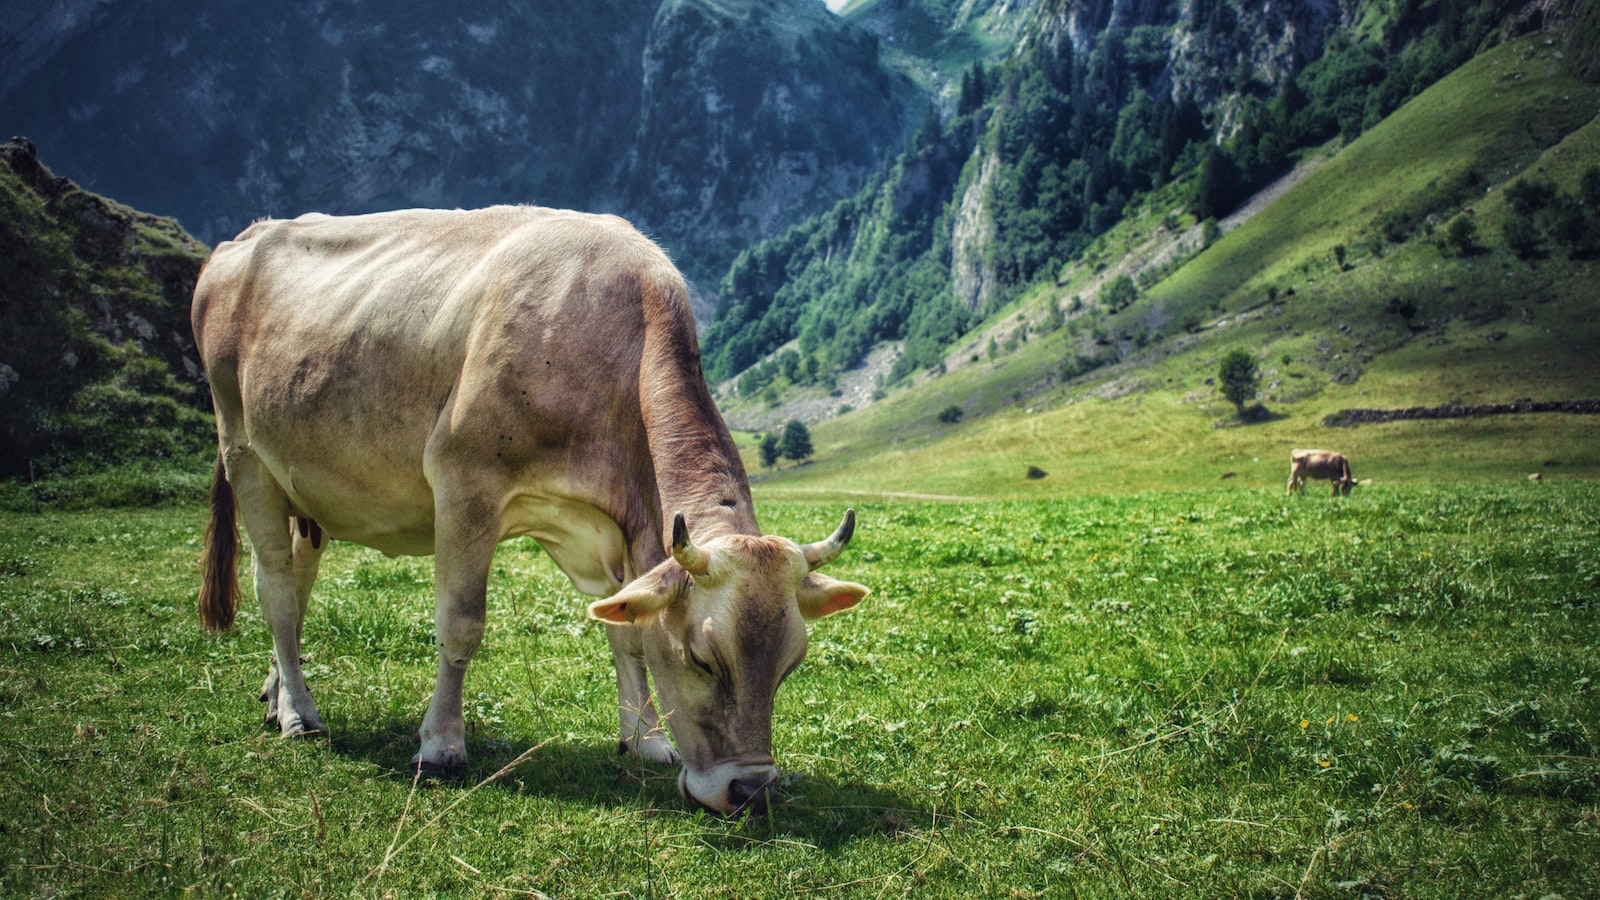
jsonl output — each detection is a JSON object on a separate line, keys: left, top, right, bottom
{"left": 938, "top": 405, "right": 964, "bottom": 424}
{"left": 1580, "top": 165, "right": 1600, "bottom": 208}
{"left": 1504, "top": 178, "right": 1557, "bottom": 216}
{"left": 1099, "top": 274, "right": 1137, "bottom": 311}
{"left": 1502, "top": 215, "right": 1543, "bottom": 260}
{"left": 1443, "top": 216, "right": 1479, "bottom": 257}
{"left": 1548, "top": 200, "right": 1600, "bottom": 257}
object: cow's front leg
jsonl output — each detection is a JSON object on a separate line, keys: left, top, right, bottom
{"left": 414, "top": 505, "right": 497, "bottom": 773}
{"left": 607, "top": 623, "right": 679, "bottom": 766}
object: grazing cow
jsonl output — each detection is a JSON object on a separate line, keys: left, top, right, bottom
{"left": 192, "top": 206, "right": 869, "bottom": 815}
{"left": 1287, "top": 449, "right": 1356, "bottom": 497}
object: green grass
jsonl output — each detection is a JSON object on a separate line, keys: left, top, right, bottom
{"left": 3, "top": 483, "right": 1597, "bottom": 896}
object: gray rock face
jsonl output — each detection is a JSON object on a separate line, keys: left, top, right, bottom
{"left": 1, "top": 0, "right": 910, "bottom": 285}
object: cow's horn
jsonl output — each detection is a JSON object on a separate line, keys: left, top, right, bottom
{"left": 671, "top": 512, "right": 710, "bottom": 576}
{"left": 802, "top": 508, "right": 856, "bottom": 571}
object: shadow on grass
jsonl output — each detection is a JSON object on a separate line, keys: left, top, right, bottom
{"left": 328, "top": 718, "right": 928, "bottom": 849}
{"left": 1213, "top": 402, "right": 1290, "bottom": 428}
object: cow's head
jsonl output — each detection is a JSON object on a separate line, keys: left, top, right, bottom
{"left": 587, "top": 509, "right": 868, "bottom": 815}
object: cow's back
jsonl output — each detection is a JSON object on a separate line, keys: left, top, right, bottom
{"left": 193, "top": 206, "right": 688, "bottom": 560}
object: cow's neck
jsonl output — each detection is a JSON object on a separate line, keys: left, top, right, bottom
{"left": 638, "top": 294, "right": 758, "bottom": 548}
{"left": 646, "top": 413, "right": 757, "bottom": 542}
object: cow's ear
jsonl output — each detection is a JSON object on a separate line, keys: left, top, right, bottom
{"left": 796, "top": 573, "right": 869, "bottom": 619}
{"left": 588, "top": 567, "right": 687, "bottom": 625}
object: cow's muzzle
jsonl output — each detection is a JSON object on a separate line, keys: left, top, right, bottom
{"left": 679, "top": 760, "right": 780, "bottom": 816}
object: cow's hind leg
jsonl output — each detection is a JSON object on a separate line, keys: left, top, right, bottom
{"left": 262, "top": 517, "right": 328, "bottom": 721}
{"left": 230, "top": 452, "right": 325, "bottom": 736}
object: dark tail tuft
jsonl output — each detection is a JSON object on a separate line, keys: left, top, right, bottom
{"left": 199, "top": 454, "right": 240, "bottom": 631}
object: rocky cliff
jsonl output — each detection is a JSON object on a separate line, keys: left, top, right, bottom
{"left": 0, "top": 0, "right": 910, "bottom": 286}
{"left": 0, "top": 137, "right": 212, "bottom": 478}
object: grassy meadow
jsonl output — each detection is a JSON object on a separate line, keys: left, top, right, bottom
{"left": 3, "top": 27, "right": 1598, "bottom": 900}
{"left": 3, "top": 481, "right": 1597, "bottom": 897}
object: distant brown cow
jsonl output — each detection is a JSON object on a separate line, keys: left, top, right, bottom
{"left": 1288, "top": 449, "right": 1355, "bottom": 496}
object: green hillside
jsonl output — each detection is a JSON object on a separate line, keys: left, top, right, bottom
{"left": 742, "top": 33, "right": 1600, "bottom": 499}
{"left": 702, "top": 0, "right": 1548, "bottom": 393}
{"left": 0, "top": 139, "right": 213, "bottom": 503}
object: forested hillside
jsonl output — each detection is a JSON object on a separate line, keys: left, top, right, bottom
{"left": 700, "top": 0, "right": 1585, "bottom": 397}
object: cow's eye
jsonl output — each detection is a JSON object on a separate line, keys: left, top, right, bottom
{"left": 688, "top": 648, "right": 716, "bottom": 679}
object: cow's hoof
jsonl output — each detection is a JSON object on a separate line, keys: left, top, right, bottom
{"left": 623, "top": 734, "right": 680, "bottom": 767}
{"left": 411, "top": 745, "right": 468, "bottom": 775}
{"left": 410, "top": 755, "right": 465, "bottom": 780}
{"left": 409, "top": 758, "right": 458, "bottom": 779}
{"left": 279, "top": 714, "right": 325, "bottom": 737}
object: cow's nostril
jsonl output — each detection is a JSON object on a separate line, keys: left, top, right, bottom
{"left": 727, "top": 775, "right": 775, "bottom": 816}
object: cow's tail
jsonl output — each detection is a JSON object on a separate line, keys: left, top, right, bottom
{"left": 199, "top": 454, "right": 240, "bottom": 632}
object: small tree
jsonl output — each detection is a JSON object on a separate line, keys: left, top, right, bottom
{"left": 1502, "top": 214, "right": 1543, "bottom": 260}
{"left": 780, "top": 419, "right": 813, "bottom": 464}
{"left": 758, "top": 432, "right": 781, "bottom": 469}
{"left": 1194, "top": 145, "right": 1240, "bottom": 221}
{"left": 1504, "top": 178, "right": 1557, "bottom": 216}
{"left": 1041, "top": 295, "right": 1065, "bottom": 333}
{"left": 776, "top": 349, "right": 803, "bottom": 384}
{"left": 1099, "top": 274, "right": 1137, "bottom": 311}
{"left": 1580, "top": 165, "right": 1600, "bottom": 208}
{"left": 1217, "top": 349, "right": 1259, "bottom": 418}
{"left": 938, "top": 405, "right": 964, "bottom": 424}
{"left": 1444, "top": 216, "right": 1478, "bottom": 257}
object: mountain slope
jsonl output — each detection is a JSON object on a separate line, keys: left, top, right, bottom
{"left": 0, "top": 0, "right": 909, "bottom": 286}
{"left": 840, "top": 0, "right": 1035, "bottom": 103}
{"left": 739, "top": 31, "right": 1600, "bottom": 496}
{"left": 699, "top": 0, "right": 1559, "bottom": 398}
{"left": 0, "top": 138, "right": 212, "bottom": 482}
